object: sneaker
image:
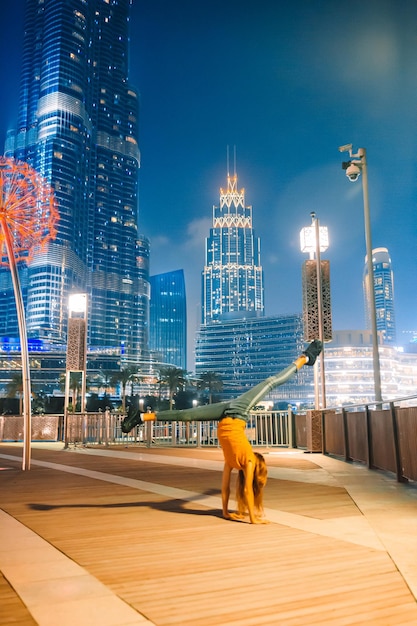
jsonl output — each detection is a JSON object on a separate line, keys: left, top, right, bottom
{"left": 121, "top": 409, "right": 143, "bottom": 433}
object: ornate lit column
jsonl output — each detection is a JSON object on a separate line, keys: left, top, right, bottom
{"left": 300, "top": 213, "right": 332, "bottom": 410}
{"left": 64, "top": 294, "right": 87, "bottom": 445}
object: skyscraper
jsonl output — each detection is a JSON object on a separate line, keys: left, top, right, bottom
{"left": 201, "top": 168, "right": 264, "bottom": 324}
{"left": 363, "top": 247, "right": 396, "bottom": 345}
{"left": 3, "top": 0, "right": 149, "bottom": 360}
{"left": 195, "top": 314, "right": 315, "bottom": 406}
{"left": 196, "top": 163, "right": 314, "bottom": 405}
{"left": 149, "top": 270, "right": 187, "bottom": 370}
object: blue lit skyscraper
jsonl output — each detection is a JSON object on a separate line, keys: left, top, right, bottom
{"left": 201, "top": 168, "right": 264, "bottom": 324}
{"left": 149, "top": 270, "right": 187, "bottom": 370}
{"left": 195, "top": 314, "right": 315, "bottom": 405}
{"left": 3, "top": 0, "right": 149, "bottom": 359}
{"left": 363, "top": 247, "right": 396, "bottom": 345}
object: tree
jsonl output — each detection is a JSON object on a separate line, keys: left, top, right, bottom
{"left": 97, "top": 369, "right": 114, "bottom": 401}
{"left": 59, "top": 372, "right": 84, "bottom": 411}
{"left": 110, "top": 366, "right": 137, "bottom": 412}
{"left": 6, "top": 372, "right": 24, "bottom": 415}
{"left": 197, "top": 371, "right": 224, "bottom": 404}
{"left": 0, "top": 157, "right": 58, "bottom": 470}
{"left": 158, "top": 367, "right": 187, "bottom": 410}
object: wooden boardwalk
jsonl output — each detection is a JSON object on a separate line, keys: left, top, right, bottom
{"left": 1, "top": 442, "right": 417, "bottom": 626}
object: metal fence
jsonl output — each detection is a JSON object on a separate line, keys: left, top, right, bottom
{"left": 0, "top": 410, "right": 292, "bottom": 448}
{"left": 2, "top": 398, "right": 417, "bottom": 485}
{"left": 319, "top": 397, "right": 417, "bottom": 483}
{"left": 62, "top": 410, "right": 292, "bottom": 448}
{"left": 0, "top": 414, "right": 61, "bottom": 442}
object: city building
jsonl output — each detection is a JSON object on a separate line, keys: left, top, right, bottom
{"left": 3, "top": 0, "right": 149, "bottom": 360}
{"left": 363, "top": 247, "right": 396, "bottom": 345}
{"left": 198, "top": 167, "right": 314, "bottom": 406}
{"left": 324, "top": 330, "right": 417, "bottom": 406}
{"left": 149, "top": 270, "right": 187, "bottom": 370}
{"left": 195, "top": 314, "right": 315, "bottom": 407}
{"left": 201, "top": 168, "right": 264, "bottom": 324}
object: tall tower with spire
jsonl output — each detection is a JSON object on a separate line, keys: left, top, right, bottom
{"left": 201, "top": 160, "right": 264, "bottom": 324}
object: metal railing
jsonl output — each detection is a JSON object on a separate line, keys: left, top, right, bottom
{"left": 314, "top": 394, "right": 417, "bottom": 483}
{"left": 0, "top": 410, "right": 293, "bottom": 448}
{"left": 63, "top": 409, "right": 293, "bottom": 448}
{"left": 2, "top": 396, "right": 416, "bottom": 485}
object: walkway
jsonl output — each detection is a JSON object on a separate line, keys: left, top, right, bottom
{"left": 1, "top": 442, "right": 417, "bottom": 625}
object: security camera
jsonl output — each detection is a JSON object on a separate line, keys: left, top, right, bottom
{"left": 338, "top": 143, "right": 353, "bottom": 154}
{"left": 345, "top": 163, "right": 361, "bottom": 182}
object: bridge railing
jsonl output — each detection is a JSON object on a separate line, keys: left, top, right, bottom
{"left": 315, "top": 396, "right": 417, "bottom": 483}
{"left": 2, "top": 396, "right": 417, "bottom": 483}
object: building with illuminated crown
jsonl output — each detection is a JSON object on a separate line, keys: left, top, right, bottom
{"left": 196, "top": 165, "right": 315, "bottom": 404}
{"left": 3, "top": 0, "right": 149, "bottom": 360}
{"left": 201, "top": 169, "right": 264, "bottom": 324}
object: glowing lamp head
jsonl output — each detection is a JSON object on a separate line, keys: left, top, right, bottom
{"left": 300, "top": 226, "right": 329, "bottom": 254}
{"left": 68, "top": 293, "right": 87, "bottom": 315}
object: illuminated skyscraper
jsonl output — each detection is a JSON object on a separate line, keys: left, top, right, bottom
{"left": 201, "top": 168, "right": 264, "bottom": 324}
{"left": 363, "top": 247, "right": 396, "bottom": 345}
{"left": 150, "top": 270, "right": 187, "bottom": 370}
{"left": 197, "top": 165, "right": 307, "bottom": 404}
{"left": 3, "top": 0, "right": 149, "bottom": 359}
{"left": 195, "top": 314, "right": 315, "bottom": 405}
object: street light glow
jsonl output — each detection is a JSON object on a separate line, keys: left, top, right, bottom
{"left": 300, "top": 225, "right": 329, "bottom": 255}
{"left": 68, "top": 293, "right": 87, "bottom": 314}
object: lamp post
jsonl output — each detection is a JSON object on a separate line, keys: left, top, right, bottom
{"left": 64, "top": 293, "right": 88, "bottom": 445}
{"left": 339, "top": 144, "right": 382, "bottom": 403}
{"left": 300, "top": 214, "right": 331, "bottom": 409}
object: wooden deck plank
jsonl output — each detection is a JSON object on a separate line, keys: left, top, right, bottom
{"left": 1, "top": 444, "right": 417, "bottom": 626}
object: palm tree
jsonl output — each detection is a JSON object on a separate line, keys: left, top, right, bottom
{"left": 197, "top": 371, "right": 224, "bottom": 404}
{"left": 59, "top": 372, "right": 83, "bottom": 411}
{"left": 6, "top": 372, "right": 24, "bottom": 415}
{"left": 110, "top": 366, "right": 137, "bottom": 412}
{"left": 158, "top": 366, "right": 187, "bottom": 410}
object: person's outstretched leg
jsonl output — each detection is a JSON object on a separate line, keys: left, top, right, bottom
{"left": 121, "top": 340, "right": 323, "bottom": 431}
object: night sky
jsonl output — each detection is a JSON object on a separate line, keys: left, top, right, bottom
{"left": 2, "top": 0, "right": 417, "bottom": 368}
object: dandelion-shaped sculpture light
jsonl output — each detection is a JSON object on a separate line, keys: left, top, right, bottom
{"left": 0, "top": 157, "right": 59, "bottom": 470}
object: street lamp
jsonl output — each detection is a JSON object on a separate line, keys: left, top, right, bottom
{"left": 64, "top": 293, "right": 88, "bottom": 445}
{"left": 300, "top": 213, "right": 331, "bottom": 409}
{"left": 339, "top": 144, "right": 382, "bottom": 403}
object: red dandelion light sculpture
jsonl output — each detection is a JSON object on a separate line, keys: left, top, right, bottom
{"left": 0, "top": 156, "right": 59, "bottom": 470}
{"left": 0, "top": 157, "right": 59, "bottom": 264}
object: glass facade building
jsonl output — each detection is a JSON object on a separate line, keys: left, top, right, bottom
{"left": 363, "top": 247, "right": 396, "bottom": 345}
{"left": 195, "top": 315, "right": 315, "bottom": 406}
{"left": 3, "top": 0, "right": 150, "bottom": 360}
{"left": 201, "top": 171, "right": 264, "bottom": 324}
{"left": 149, "top": 270, "right": 187, "bottom": 370}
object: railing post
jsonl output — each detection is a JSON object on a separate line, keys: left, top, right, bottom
{"left": 321, "top": 409, "right": 326, "bottom": 455}
{"left": 287, "top": 407, "right": 294, "bottom": 448}
{"left": 342, "top": 407, "right": 350, "bottom": 462}
{"left": 146, "top": 420, "right": 152, "bottom": 448}
{"left": 365, "top": 404, "right": 373, "bottom": 469}
{"left": 104, "top": 408, "right": 110, "bottom": 446}
{"left": 390, "top": 401, "right": 406, "bottom": 483}
{"left": 171, "top": 421, "right": 177, "bottom": 446}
